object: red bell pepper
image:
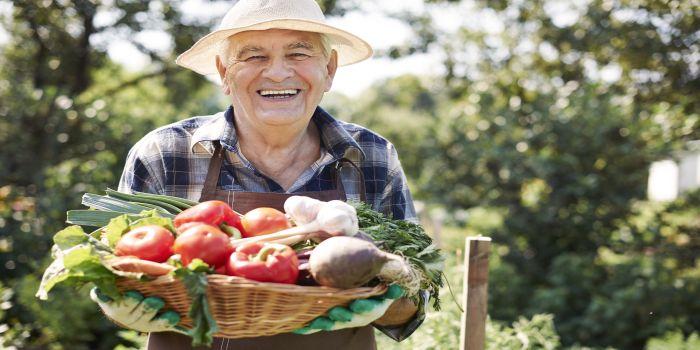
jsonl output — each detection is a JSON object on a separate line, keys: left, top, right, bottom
{"left": 226, "top": 242, "right": 299, "bottom": 284}
{"left": 174, "top": 200, "right": 245, "bottom": 236}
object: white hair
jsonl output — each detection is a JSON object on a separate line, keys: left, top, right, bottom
{"left": 218, "top": 32, "right": 333, "bottom": 66}
{"left": 318, "top": 33, "right": 332, "bottom": 58}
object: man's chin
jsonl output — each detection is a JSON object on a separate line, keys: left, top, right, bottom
{"left": 254, "top": 112, "right": 310, "bottom": 126}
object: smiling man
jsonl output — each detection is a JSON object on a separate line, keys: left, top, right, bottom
{"left": 113, "top": 0, "right": 423, "bottom": 349}
{"left": 213, "top": 29, "right": 336, "bottom": 191}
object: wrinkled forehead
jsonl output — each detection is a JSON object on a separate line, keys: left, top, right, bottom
{"left": 223, "top": 29, "right": 324, "bottom": 55}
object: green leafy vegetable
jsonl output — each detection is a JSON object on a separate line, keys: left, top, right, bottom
{"left": 66, "top": 191, "right": 195, "bottom": 228}
{"left": 106, "top": 189, "right": 184, "bottom": 213}
{"left": 100, "top": 210, "right": 174, "bottom": 249}
{"left": 54, "top": 226, "right": 89, "bottom": 250}
{"left": 352, "top": 202, "right": 445, "bottom": 310}
{"left": 130, "top": 215, "right": 176, "bottom": 234}
{"left": 102, "top": 215, "right": 131, "bottom": 247}
{"left": 36, "top": 243, "right": 120, "bottom": 300}
{"left": 66, "top": 210, "right": 142, "bottom": 228}
{"left": 133, "top": 190, "right": 198, "bottom": 208}
{"left": 173, "top": 259, "right": 218, "bottom": 347}
{"left": 82, "top": 193, "right": 152, "bottom": 213}
{"left": 37, "top": 211, "right": 174, "bottom": 301}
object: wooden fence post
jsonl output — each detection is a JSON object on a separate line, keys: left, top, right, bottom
{"left": 459, "top": 236, "right": 491, "bottom": 350}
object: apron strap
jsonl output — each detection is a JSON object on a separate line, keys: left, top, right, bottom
{"left": 335, "top": 157, "right": 367, "bottom": 203}
{"left": 199, "top": 142, "right": 225, "bottom": 202}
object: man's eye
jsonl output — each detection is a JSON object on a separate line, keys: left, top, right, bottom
{"left": 244, "top": 56, "right": 266, "bottom": 62}
{"left": 289, "top": 53, "right": 311, "bottom": 60}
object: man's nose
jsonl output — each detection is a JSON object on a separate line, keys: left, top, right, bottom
{"left": 261, "top": 57, "right": 293, "bottom": 82}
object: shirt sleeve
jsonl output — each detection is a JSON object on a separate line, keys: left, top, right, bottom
{"left": 118, "top": 138, "right": 165, "bottom": 195}
{"left": 378, "top": 143, "right": 418, "bottom": 222}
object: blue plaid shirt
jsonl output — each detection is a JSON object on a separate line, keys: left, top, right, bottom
{"left": 118, "top": 106, "right": 416, "bottom": 221}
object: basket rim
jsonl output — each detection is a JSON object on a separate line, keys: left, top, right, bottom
{"left": 125, "top": 274, "right": 387, "bottom": 296}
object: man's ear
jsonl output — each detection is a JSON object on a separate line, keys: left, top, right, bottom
{"left": 215, "top": 55, "right": 231, "bottom": 95}
{"left": 324, "top": 50, "right": 338, "bottom": 92}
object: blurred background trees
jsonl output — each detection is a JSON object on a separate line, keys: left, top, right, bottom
{"left": 1, "top": 0, "right": 698, "bottom": 349}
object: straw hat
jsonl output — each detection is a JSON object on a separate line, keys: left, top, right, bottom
{"left": 175, "top": 0, "right": 373, "bottom": 75}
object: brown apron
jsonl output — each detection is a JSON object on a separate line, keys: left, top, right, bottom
{"left": 147, "top": 143, "right": 375, "bottom": 350}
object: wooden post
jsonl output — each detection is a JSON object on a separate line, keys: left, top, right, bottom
{"left": 460, "top": 236, "right": 491, "bottom": 350}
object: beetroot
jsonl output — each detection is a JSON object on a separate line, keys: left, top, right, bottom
{"left": 309, "top": 236, "right": 389, "bottom": 289}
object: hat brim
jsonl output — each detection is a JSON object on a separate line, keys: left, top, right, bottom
{"left": 175, "top": 19, "right": 373, "bottom": 76}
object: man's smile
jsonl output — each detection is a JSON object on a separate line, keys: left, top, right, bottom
{"left": 257, "top": 89, "right": 301, "bottom": 100}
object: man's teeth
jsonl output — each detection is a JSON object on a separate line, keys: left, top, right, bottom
{"left": 259, "top": 89, "right": 299, "bottom": 97}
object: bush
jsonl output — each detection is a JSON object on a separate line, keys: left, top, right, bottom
{"left": 645, "top": 331, "right": 700, "bottom": 350}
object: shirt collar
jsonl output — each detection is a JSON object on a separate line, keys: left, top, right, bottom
{"left": 189, "top": 106, "right": 237, "bottom": 154}
{"left": 312, "top": 107, "right": 365, "bottom": 160}
{"left": 190, "top": 106, "right": 365, "bottom": 160}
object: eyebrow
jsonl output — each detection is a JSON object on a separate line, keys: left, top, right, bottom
{"left": 286, "top": 41, "right": 316, "bottom": 51}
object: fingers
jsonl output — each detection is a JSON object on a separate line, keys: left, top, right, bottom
{"left": 90, "top": 287, "right": 112, "bottom": 304}
{"left": 327, "top": 306, "right": 353, "bottom": 322}
{"left": 152, "top": 310, "right": 181, "bottom": 327}
{"left": 91, "top": 288, "right": 182, "bottom": 332}
{"left": 349, "top": 298, "right": 383, "bottom": 314}
{"left": 135, "top": 296, "right": 166, "bottom": 322}
{"left": 292, "top": 326, "right": 319, "bottom": 335}
{"left": 384, "top": 284, "right": 405, "bottom": 300}
{"left": 125, "top": 297, "right": 182, "bottom": 333}
{"left": 308, "top": 317, "right": 334, "bottom": 331}
{"left": 147, "top": 310, "right": 183, "bottom": 332}
{"left": 296, "top": 289, "right": 401, "bottom": 334}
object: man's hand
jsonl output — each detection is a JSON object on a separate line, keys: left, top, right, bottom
{"left": 90, "top": 287, "right": 187, "bottom": 334}
{"left": 293, "top": 284, "right": 405, "bottom": 335}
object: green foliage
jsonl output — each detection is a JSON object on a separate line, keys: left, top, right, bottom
{"left": 325, "top": 0, "right": 699, "bottom": 348}
{"left": 0, "top": 1, "right": 218, "bottom": 348}
{"left": 375, "top": 243, "right": 561, "bottom": 349}
{"left": 485, "top": 314, "right": 560, "bottom": 350}
{"left": 645, "top": 331, "right": 700, "bottom": 350}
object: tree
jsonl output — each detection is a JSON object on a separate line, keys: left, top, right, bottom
{"left": 0, "top": 1, "right": 219, "bottom": 347}
{"left": 327, "top": 0, "right": 698, "bottom": 348}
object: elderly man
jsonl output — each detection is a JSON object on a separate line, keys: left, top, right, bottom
{"left": 107, "top": 0, "right": 423, "bottom": 348}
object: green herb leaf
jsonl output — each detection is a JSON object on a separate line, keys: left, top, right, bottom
{"left": 173, "top": 259, "right": 217, "bottom": 347}
{"left": 352, "top": 201, "right": 445, "bottom": 310}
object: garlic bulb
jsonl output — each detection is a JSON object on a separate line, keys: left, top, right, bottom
{"left": 316, "top": 206, "right": 359, "bottom": 236}
{"left": 284, "top": 196, "right": 323, "bottom": 225}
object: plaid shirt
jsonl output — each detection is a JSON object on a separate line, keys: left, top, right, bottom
{"left": 118, "top": 106, "right": 416, "bottom": 221}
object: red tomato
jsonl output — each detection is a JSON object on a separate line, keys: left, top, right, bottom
{"left": 173, "top": 224, "right": 232, "bottom": 267}
{"left": 241, "top": 207, "right": 291, "bottom": 238}
{"left": 115, "top": 225, "right": 174, "bottom": 263}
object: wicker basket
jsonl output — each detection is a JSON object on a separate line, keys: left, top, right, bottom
{"left": 116, "top": 275, "right": 386, "bottom": 339}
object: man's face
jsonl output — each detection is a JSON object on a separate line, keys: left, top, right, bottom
{"left": 218, "top": 29, "right": 337, "bottom": 128}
